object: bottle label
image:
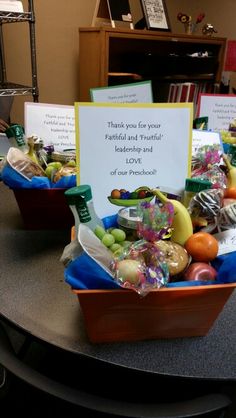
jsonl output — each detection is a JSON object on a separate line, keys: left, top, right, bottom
{"left": 5, "top": 124, "right": 26, "bottom": 148}
{"left": 75, "top": 200, "right": 92, "bottom": 223}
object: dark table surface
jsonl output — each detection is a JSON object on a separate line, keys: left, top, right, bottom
{"left": 1, "top": 182, "right": 236, "bottom": 381}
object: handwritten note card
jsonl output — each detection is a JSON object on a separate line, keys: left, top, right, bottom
{"left": 198, "top": 94, "right": 236, "bottom": 131}
{"left": 24, "top": 102, "right": 75, "bottom": 151}
{"left": 90, "top": 81, "right": 153, "bottom": 103}
{"left": 75, "top": 102, "right": 193, "bottom": 217}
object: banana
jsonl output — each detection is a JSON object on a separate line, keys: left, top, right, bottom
{"left": 152, "top": 189, "right": 193, "bottom": 246}
{"left": 26, "top": 136, "right": 40, "bottom": 165}
{"left": 223, "top": 154, "right": 236, "bottom": 188}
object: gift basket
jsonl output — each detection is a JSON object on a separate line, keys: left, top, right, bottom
{"left": 63, "top": 170, "right": 236, "bottom": 343}
{"left": 1, "top": 136, "right": 77, "bottom": 229}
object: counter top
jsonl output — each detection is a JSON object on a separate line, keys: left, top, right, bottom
{"left": 1, "top": 182, "right": 236, "bottom": 381}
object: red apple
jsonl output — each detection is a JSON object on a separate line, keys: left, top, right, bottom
{"left": 183, "top": 262, "right": 217, "bottom": 282}
{"left": 138, "top": 190, "right": 146, "bottom": 199}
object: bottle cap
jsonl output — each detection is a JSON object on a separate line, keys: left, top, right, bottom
{"left": 64, "top": 184, "right": 92, "bottom": 205}
{"left": 185, "top": 178, "right": 212, "bottom": 193}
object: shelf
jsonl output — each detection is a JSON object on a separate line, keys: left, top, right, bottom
{"left": 148, "top": 74, "right": 215, "bottom": 81}
{"left": 0, "top": 82, "right": 37, "bottom": 97}
{"left": 0, "top": 1, "right": 38, "bottom": 102}
{"left": 0, "top": 11, "right": 33, "bottom": 23}
{"left": 78, "top": 27, "right": 226, "bottom": 102}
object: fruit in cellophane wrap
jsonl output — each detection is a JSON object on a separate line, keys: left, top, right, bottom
{"left": 111, "top": 240, "right": 170, "bottom": 296}
{"left": 111, "top": 200, "right": 175, "bottom": 296}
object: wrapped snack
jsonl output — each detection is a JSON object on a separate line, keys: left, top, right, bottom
{"left": 111, "top": 239, "right": 169, "bottom": 296}
{"left": 193, "top": 166, "right": 227, "bottom": 189}
{"left": 154, "top": 241, "right": 190, "bottom": 277}
{"left": 218, "top": 202, "right": 236, "bottom": 229}
{"left": 136, "top": 200, "right": 174, "bottom": 242}
{"left": 111, "top": 201, "right": 174, "bottom": 295}
{"left": 6, "top": 147, "right": 45, "bottom": 180}
{"left": 53, "top": 165, "right": 77, "bottom": 182}
{"left": 191, "top": 145, "right": 227, "bottom": 189}
{"left": 188, "top": 188, "right": 224, "bottom": 222}
{"left": 192, "top": 146, "right": 221, "bottom": 173}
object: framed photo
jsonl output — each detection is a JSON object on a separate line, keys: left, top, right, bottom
{"left": 107, "top": 0, "right": 134, "bottom": 29}
{"left": 140, "top": 0, "right": 171, "bottom": 31}
{"left": 92, "top": 0, "right": 133, "bottom": 29}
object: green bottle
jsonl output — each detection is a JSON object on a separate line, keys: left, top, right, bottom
{"left": 5, "top": 124, "right": 27, "bottom": 151}
{"left": 183, "top": 178, "right": 212, "bottom": 208}
{"left": 64, "top": 185, "right": 104, "bottom": 236}
{"left": 228, "top": 144, "right": 236, "bottom": 167}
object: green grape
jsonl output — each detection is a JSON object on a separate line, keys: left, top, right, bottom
{"left": 120, "top": 240, "right": 132, "bottom": 248}
{"left": 94, "top": 225, "right": 106, "bottom": 240}
{"left": 102, "top": 233, "right": 115, "bottom": 247}
{"left": 107, "top": 227, "right": 115, "bottom": 233}
{"left": 111, "top": 228, "right": 126, "bottom": 242}
{"left": 113, "top": 247, "right": 124, "bottom": 256}
{"left": 110, "top": 243, "right": 122, "bottom": 253}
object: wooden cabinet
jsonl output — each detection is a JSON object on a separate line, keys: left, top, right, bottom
{"left": 78, "top": 27, "right": 226, "bottom": 102}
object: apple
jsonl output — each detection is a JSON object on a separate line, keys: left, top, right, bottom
{"left": 137, "top": 190, "right": 146, "bottom": 199}
{"left": 66, "top": 160, "right": 76, "bottom": 167}
{"left": 45, "top": 162, "right": 62, "bottom": 179}
{"left": 183, "top": 262, "right": 217, "bottom": 282}
{"left": 117, "top": 259, "right": 142, "bottom": 285}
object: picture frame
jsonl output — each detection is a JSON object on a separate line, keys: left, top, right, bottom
{"left": 92, "top": 0, "right": 134, "bottom": 29}
{"left": 107, "top": 0, "right": 134, "bottom": 29}
{"left": 140, "top": 0, "right": 171, "bottom": 31}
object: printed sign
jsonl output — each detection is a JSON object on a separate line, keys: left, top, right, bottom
{"left": 198, "top": 93, "right": 236, "bottom": 131}
{"left": 214, "top": 229, "right": 236, "bottom": 256}
{"left": 75, "top": 102, "right": 193, "bottom": 217}
{"left": 24, "top": 102, "right": 75, "bottom": 151}
{"left": 192, "top": 129, "right": 223, "bottom": 156}
{"left": 90, "top": 80, "right": 153, "bottom": 104}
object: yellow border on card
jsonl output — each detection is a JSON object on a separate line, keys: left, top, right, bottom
{"left": 74, "top": 102, "right": 193, "bottom": 186}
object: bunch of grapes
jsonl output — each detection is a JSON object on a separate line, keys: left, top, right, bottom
{"left": 94, "top": 225, "right": 130, "bottom": 255}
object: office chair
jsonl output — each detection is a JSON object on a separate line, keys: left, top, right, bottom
{"left": 0, "top": 322, "right": 231, "bottom": 418}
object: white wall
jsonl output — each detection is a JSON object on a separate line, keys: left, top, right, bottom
{"left": 2, "top": 0, "right": 236, "bottom": 125}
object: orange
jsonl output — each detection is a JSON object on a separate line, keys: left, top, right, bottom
{"left": 184, "top": 232, "right": 219, "bottom": 262}
{"left": 224, "top": 187, "right": 236, "bottom": 200}
{"left": 111, "top": 189, "right": 121, "bottom": 199}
